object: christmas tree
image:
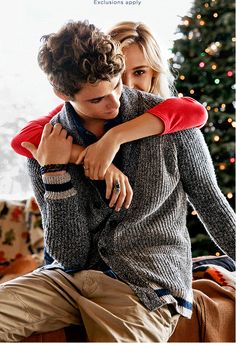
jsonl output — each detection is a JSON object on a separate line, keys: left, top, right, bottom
{"left": 171, "top": 0, "right": 235, "bottom": 256}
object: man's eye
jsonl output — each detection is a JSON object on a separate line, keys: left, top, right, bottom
{"left": 90, "top": 98, "right": 102, "bottom": 104}
{"left": 134, "top": 70, "right": 145, "bottom": 76}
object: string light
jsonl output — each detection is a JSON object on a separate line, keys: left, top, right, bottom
{"left": 204, "top": 3, "right": 209, "bottom": 8}
{"left": 227, "top": 118, "right": 233, "bottom": 123}
{"left": 227, "top": 70, "right": 233, "bottom": 77}
{"left": 213, "top": 12, "right": 218, "bottom": 18}
{"left": 191, "top": 210, "right": 197, "bottom": 215}
{"left": 188, "top": 32, "right": 193, "bottom": 40}
{"left": 229, "top": 157, "right": 235, "bottom": 164}
{"left": 214, "top": 108, "right": 219, "bottom": 112}
{"left": 190, "top": 89, "right": 195, "bottom": 94}
{"left": 207, "top": 106, "right": 211, "bottom": 110}
{"left": 200, "top": 20, "right": 205, "bottom": 26}
{"left": 227, "top": 193, "right": 233, "bottom": 199}
{"left": 221, "top": 103, "right": 226, "bottom": 110}
{"left": 215, "top": 252, "right": 221, "bottom": 257}
{"left": 232, "top": 37, "right": 236, "bottom": 42}
{"left": 213, "top": 135, "right": 220, "bottom": 142}
{"left": 199, "top": 61, "right": 205, "bottom": 68}
{"left": 205, "top": 42, "right": 221, "bottom": 55}
{"left": 196, "top": 14, "right": 201, "bottom": 19}
{"left": 183, "top": 19, "right": 190, "bottom": 26}
{"left": 178, "top": 93, "right": 184, "bottom": 97}
{"left": 219, "top": 163, "right": 226, "bottom": 170}
{"left": 211, "top": 64, "right": 217, "bottom": 70}
{"left": 231, "top": 121, "right": 236, "bottom": 128}
{"left": 179, "top": 75, "right": 185, "bottom": 80}
{"left": 214, "top": 78, "right": 220, "bottom": 84}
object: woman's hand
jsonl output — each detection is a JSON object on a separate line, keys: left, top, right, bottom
{"left": 21, "top": 123, "right": 73, "bottom": 166}
{"left": 103, "top": 164, "right": 133, "bottom": 212}
{"left": 76, "top": 130, "right": 121, "bottom": 180}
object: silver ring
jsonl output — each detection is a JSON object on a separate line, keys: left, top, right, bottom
{"left": 113, "top": 180, "right": 120, "bottom": 193}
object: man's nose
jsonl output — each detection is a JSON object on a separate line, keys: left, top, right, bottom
{"left": 107, "top": 93, "right": 120, "bottom": 109}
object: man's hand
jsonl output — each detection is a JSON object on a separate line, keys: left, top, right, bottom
{"left": 76, "top": 130, "right": 121, "bottom": 180}
{"left": 104, "top": 164, "right": 133, "bottom": 211}
{"left": 21, "top": 123, "right": 73, "bottom": 166}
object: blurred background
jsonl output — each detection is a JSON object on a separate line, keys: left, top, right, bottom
{"left": 0, "top": 0, "right": 235, "bottom": 256}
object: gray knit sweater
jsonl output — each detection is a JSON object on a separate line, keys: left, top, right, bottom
{"left": 28, "top": 86, "right": 236, "bottom": 318}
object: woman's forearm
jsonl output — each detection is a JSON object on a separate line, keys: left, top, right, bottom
{"left": 104, "top": 113, "right": 164, "bottom": 146}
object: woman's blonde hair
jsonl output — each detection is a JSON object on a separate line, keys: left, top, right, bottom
{"left": 108, "top": 21, "right": 176, "bottom": 98}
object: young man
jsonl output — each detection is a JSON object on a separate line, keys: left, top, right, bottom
{"left": 1, "top": 20, "right": 235, "bottom": 342}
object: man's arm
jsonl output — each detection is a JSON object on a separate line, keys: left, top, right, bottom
{"left": 175, "top": 128, "right": 236, "bottom": 260}
{"left": 26, "top": 124, "right": 90, "bottom": 270}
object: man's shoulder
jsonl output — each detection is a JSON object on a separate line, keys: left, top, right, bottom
{"left": 120, "top": 86, "right": 163, "bottom": 120}
{"left": 166, "top": 127, "right": 206, "bottom": 147}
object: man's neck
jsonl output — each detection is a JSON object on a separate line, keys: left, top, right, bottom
{"left": 83, "top": 119, "right": 105, "bottom": 139}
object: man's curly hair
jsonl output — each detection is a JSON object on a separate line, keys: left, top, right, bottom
{"left": 38, "top": 20, "right": 125, "bottom": 98}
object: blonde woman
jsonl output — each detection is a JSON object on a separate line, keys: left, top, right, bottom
{"left": 109, "top": 21, "right": 175, "bottom": 97}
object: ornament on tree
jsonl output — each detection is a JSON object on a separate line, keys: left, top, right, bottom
{"left": 205, "top": 42, "right": 221, "bottom": 55}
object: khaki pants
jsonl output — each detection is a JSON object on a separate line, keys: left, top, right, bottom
{"left": 0, "top": 268, "right": 179, "bottom": 342}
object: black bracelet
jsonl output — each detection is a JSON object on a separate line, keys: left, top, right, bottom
{"left": 40, "top": 164, "right": 67, "bottom": 175}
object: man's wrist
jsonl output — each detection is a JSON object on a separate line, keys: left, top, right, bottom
{"left": 40, "top": 164, "right": 67, "bottom": 175}
{"left": 70, "top": 144, "right": 85, "bottom": 163}
{"left": 43, "top": 171, "right": 67, "bottom": 176}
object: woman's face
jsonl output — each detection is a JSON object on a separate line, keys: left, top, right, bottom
{"left": 122, "top": 43, "right": 154, "bottom": 93}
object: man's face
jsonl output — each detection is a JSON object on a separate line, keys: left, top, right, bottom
{"left": 71, "top": 75, "right": 122, "bottom": 122}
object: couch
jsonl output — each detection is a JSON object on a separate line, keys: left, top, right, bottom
{"left": 0, "top": 198, "right": 235, "bottom": 342}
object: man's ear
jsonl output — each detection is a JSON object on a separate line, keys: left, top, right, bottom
{"left": 53, "top": 88, "right": 70, "bottom": 101}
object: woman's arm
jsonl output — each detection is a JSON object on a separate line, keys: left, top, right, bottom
{"left": 11, "top": 97, "right": 207, "bottom": 160}
{"left": 77, "top": 98, "right": 208, "bottom": 180}
{"left": 10, "top": 103, "right": 64, "bottom": 158}
{"left": 146, "top": 97, "right": 207, "bottom": 134}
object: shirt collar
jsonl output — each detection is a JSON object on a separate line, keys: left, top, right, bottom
{"left": 65, "top": 102, "right": 122, "bottom": 145}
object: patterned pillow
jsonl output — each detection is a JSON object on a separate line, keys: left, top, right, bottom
{"left": 0, "top": 197, "right": 44, "bottom": 273}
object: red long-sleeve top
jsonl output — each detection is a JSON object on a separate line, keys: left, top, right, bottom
{"left": 11, "top": 97, "right": 207, "bottom": 158}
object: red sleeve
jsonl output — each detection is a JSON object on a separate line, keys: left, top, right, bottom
{"left": 146, "top": 97, "right": 208, "bottom": 135}
{"left": 11, "top": 103, "right": 64, "bottom": 158}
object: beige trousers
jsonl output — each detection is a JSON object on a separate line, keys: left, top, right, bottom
{"left": 0, "top": 268, "right": 179, "bottom": 342}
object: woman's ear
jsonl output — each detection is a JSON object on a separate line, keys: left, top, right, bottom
{"left": 53, "top": 88, "right": 70, "bottom": 101}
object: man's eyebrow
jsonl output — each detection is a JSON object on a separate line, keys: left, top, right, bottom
{"left": 86, "top": 78, "right": 121, "bottom": 102}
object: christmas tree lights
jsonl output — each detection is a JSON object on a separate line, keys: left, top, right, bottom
{"left": 171, "top": 0, "right": 235, "bottom": 256}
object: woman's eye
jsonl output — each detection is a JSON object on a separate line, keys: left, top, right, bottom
{"left": 134, "top": 70, "right": 145, "bottom": 76}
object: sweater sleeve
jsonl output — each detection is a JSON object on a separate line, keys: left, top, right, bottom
{"left": 27, "top": 158, "right": 90, "bottom": 270}
{"left": 147, "top": 97, "right": 208, "bottom": 135}
{"left": 174, "top": 128, "right": 236, "bottom": 260}
{"left": 11, "top": 103, "right": 64, "bottom": 158}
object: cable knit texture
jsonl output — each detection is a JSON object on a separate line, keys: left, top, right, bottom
{"left": 27, "top": 86, "right": 236, "bottom": 318}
